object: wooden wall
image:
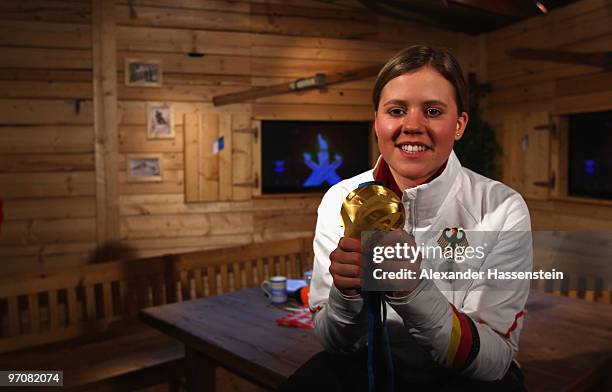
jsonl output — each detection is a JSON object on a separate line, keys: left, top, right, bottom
{"left": 0, "top": 1, "right": 96, "bottom": 276}
{"left": 0, "top": 0, "right": 478, "bottom": 276}
{"left": 483, "top": 0, "right": 612, "bottom": 230}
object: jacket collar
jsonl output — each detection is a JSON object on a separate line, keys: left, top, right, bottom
{"left": 373, "top": 150, "right": 462, "bottom": 226}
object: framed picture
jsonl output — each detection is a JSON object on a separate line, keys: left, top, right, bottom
{"left": 125, "top": 59, "right": 162, "bottom": 87}
{"left": 126, "top": 154, "right": 163, "bottom": 182}
{"left": 147, "top": 102, "right": 174, "bottom": 139}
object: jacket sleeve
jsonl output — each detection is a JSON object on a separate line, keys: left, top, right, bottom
{"left": 309, "top": 187, "right": 368, "bottom": 354}
{"left": 386, "top": 193, "right": 532, "bottom": 380}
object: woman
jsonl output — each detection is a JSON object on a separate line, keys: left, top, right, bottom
{"left": 282, "top": 45, "right": 531, "bottom": 391}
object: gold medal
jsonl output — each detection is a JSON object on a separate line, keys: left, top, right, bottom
{"left": 340, "top": 183, "right": 405, "bottom": 238}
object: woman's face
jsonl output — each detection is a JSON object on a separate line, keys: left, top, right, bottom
{"left": 374, "top": 66, "right": 468, "bottom": 188}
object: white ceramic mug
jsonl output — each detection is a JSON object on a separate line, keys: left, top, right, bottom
{"left": 303, "top": 270, "right": 313, "bottom": 286}
{"left": 261, "top": 276, "right": 288, "bottom": 304}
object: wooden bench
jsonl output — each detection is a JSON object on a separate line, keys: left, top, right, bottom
{"left": 0, "top": 237, "right": 314, "bottom": 391}
{"left": 532, "top": 231, "right": 612, "bottom": 304}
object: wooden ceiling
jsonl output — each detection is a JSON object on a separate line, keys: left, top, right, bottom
{"left": 318, "top": 0, "right": 580, "bottom": 34}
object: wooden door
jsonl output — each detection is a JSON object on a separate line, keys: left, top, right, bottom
{"left": 503, "top": 112, "right": 552, "bottom": 200}
{"left": 184, "top": 104, "right": 255, "bottom": 202}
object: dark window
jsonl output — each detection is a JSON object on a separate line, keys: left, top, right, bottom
{"left": 568, "top": 110, "right": 612, "bottom": 200}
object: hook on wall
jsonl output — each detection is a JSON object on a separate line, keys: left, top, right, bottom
{"left": 128, "top": 0, "right": 137, "bottom": 19}
{"left": 188, "top": 32, "right": 205, "bottom": 57}
{"left": 74, "top": 99, "right": 84, "bottom": 115}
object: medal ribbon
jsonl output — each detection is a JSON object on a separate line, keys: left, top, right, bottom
{"left": 340, "top": 160, "right": 404, "bottom": 392}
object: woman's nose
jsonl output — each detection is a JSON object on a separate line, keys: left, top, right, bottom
{"left": 401, "top": 109, "right": 423, "bottom": 133}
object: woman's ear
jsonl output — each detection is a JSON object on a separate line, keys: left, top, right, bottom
{"left": 454, "top": 111, "right": 469, "bottom": 141}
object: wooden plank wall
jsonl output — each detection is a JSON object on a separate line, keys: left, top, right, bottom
{"left": 0, "top": 1, "right": 97, "bottom": 276}
{"left": 113, "top": 0, "right": 479, "bottom": 258}
{"left": 483, "top": 0, "right": 612, "bottom": 230}
{"left": 0, "top": 0, "right": 478, "bottom": 275}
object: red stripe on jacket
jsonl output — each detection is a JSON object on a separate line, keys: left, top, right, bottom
{"left": 373, "top": 158, "right": 402, "bottom": 198}
{"left": 503, "top": 310, "right": 524, "bottom": 338}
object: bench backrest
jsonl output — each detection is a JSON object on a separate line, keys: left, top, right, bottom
{"left": 532, "top": 231, "right": 611, "bottom": 303}
{"left": 0, "top": 237, "right": 314, "bottom": 353}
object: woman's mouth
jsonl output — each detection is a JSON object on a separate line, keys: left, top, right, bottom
{"left": 397, "top": 143, "right": 431, "bottom": 157}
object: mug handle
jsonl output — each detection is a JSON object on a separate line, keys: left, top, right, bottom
{"left": 260, "top": 280, "right": 271, "bottom": 297}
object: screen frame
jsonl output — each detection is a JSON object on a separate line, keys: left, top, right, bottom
{"left": 252, "top": 118, "right": 376, "bottom": 198}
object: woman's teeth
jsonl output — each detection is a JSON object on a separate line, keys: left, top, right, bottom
{"left": 400, "top": 144, "right": 427, "bottom": 153}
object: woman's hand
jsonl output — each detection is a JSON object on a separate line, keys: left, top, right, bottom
{"left": 378, "top": 230, "right": 422, "bottom": 297}
{"left": 329, "top": 237, "right": 362, "bottom": 296}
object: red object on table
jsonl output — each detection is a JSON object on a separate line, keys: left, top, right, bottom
{"left": 276, "top": 307, "right": 313, "bottom": 329}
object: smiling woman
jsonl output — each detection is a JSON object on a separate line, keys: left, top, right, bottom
{"left": 282, "top": 45, "right": 533, "bottom": 392}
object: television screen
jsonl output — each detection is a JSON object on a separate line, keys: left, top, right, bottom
{"left": 261, "top": 120, "right": 371, "bottom": 194}
{"left": 568, "top": 110, "right": 612, "bottom": 200}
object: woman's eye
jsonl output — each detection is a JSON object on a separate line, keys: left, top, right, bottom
{"left": 426, "top": 108, "right": 442, "bottom": 117}
{"left": 388, "top": 108, "right": 405, "bottom": 117}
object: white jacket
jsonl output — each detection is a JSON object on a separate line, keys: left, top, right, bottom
{"left": 309, "top": 151, "right": 532, "bottom": 382}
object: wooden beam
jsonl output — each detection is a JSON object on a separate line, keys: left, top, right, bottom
{"left": 356, "top": 0, "right": 444, "bottom": 28}
{"left": 446, "top": 0, "right": 533, "bottom": 18}
{"left": 92, "top": 0, "right": 120, "bottom": 245}
{"left": 213, "top": 64, "right": 382, "bottom": 106}
{"left": 506, "top": 48, "right": 612, "bottom": 70}
{"left": 363, "top": 0, "right": 513, "bottom": 34}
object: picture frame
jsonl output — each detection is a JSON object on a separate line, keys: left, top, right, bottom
{"left": 126, "top": 154, "right": 163, "bottom": 182}
{"left": 146, "top": 102, "right": 175, "bottom": 139}
{"left": 125, "top": 58, "right": 162, "bottom": 87}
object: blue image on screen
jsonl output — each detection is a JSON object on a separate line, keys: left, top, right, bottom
{"left": 583, "top": 159, "right": 595, "bottom": 175}
{"left": 303, "top": 134, "right": 343, "bottom": 187}
{"left": 274, "top": 161, "right": 285, "bottom": 174}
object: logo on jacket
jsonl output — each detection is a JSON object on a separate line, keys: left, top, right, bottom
{"left": 437, "top": 227, "right": 469, "bottom": 249}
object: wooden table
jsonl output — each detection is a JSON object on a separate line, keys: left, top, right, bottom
{"left": 140, "top": 288, "right": 612, "bottom": 392}
{"left": 139, "top": 287, "right": 322, "bottom": 391}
